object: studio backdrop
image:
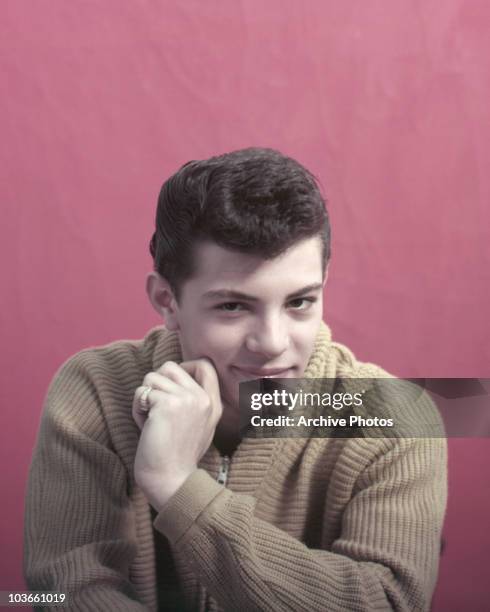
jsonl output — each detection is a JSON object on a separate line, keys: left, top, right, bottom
{"left": 1, "top": 1, "right": 489, "bottom": 609}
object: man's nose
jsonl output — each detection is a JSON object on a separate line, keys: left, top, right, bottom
{"left": 245, "top": 316, "right": 290, "bottom": 358}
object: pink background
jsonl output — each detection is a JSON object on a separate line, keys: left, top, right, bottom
{"left": 1, "top": 1, "right": 489, "bottom": 609}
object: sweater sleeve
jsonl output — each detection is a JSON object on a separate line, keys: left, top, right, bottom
{"left": 154, "top": 436, "right": 447, "bottom": 612}
{"left": 24, "top": 354, "right": 148, "bottom": 611}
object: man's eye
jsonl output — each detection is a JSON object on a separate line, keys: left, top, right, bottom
{"left": 288, "top": 297, "right": 317, "bottom": 310}
{"left": 216, "top": 302, "right": 245, "bottom": 312}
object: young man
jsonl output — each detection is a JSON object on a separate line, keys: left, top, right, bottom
{"left": 24, "top": 147, "right": 447, "bottom": 611}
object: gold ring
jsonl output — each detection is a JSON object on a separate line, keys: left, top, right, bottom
{"left": 139, "top": 386, "right": 153, "bottom": 412}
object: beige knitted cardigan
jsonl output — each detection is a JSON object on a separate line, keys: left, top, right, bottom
{"left": 24, "top": 322, "right": 447, "bottom": 611}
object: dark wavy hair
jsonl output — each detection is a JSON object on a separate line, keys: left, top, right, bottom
{"left": 149, "top": 147, "right": 331, "bottom": 301}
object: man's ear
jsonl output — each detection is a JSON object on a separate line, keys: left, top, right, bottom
{"left": 146, "top": 272, "right": 180, "bottom": 331}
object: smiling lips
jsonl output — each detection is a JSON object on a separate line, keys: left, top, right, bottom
{"left": 232, "top": 366, "right": 293, "bottom": 378}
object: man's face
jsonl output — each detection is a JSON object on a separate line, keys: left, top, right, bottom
{"left": 167, "top": 236, "right": 326, "bottom": 411}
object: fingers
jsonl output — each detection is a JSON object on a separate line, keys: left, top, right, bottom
{"left": 155, "top": 360, "right": 202, "bottom": 391}
{"left": 142, "top": 371, "right": 181, "bottom": 394}
{"left": 132, "top": 368, "right": 182, "bottom": 430}
{"left": 180, "top": 358, "right": 223, "bottom": 421}
{"left": 132, "top": 359, "right": 223, "bottom": 432}
{"left": 179, "top": 358, "right": 219, "bottom": 393}
{"left": 133, "top": 386, "right": 150, "bottom": 430}
{"left": 132, "top": 385, "right": 158, "bottom": 430}
{"left": 179, "top": 357, "right": 212, "bottom": 378}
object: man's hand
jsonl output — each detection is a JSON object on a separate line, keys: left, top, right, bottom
{"left": 132, "top": 359, "right": 222, "bottom": 512}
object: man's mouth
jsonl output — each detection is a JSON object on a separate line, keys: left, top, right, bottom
{"left": 231, "top": 366, "right": 294, "bottom": 379}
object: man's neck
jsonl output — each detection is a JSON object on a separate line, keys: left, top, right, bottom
{"left": 213, "top": 428, "right": 241, "bottom": 457}
{"left": 213, "top": 406, "right": 242, "bottom": 457}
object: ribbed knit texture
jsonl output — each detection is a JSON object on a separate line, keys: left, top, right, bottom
{"left": 24, "top": 322, "right": 447, "bottom": 611}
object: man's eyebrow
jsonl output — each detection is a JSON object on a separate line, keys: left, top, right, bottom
{"left": 202, "top": 283, "right": 324, "bottom": 302}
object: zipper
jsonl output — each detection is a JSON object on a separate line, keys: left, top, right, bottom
{"left": 217, "top": 455, "right": 230, "bottom": 486}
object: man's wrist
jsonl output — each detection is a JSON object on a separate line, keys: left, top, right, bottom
{"left": 145, "top": 470, "right": 195, "bottom": 512}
